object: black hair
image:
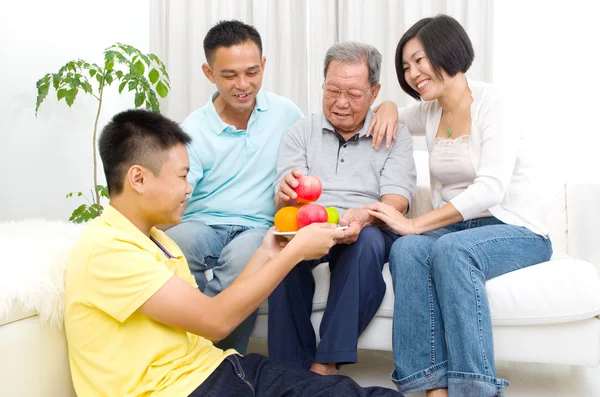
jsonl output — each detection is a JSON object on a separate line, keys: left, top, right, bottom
{"left": 203, "top": 20, "right": 263, "bottom": 65}
{"left": 395, "top": 14, "right": 474, "bottom": 100}
{"left": 99, "top": 109, "right": 191, "bottom": 196}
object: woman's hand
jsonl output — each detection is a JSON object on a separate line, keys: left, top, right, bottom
{"left": 367, "top": 100, "right": 399, "bottom": 150}
{"left": 364, "top": 202, "right": 416, "bottom": 236}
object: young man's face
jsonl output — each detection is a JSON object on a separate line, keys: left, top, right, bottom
{"left": 144, "top": 143, "right": 192, "bottom": 226}
{"left": 202, "top": 41, "right": 266, "bottom": 113}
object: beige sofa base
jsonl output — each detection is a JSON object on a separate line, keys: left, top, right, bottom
{"left": 0, "top": 316, "right": 76, "bottom": 397}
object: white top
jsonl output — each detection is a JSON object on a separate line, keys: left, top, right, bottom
{"left": 430, "top": 136, "right": 491, "bottom": 219}
{"left": 398, "top": 78, "right": 548, "bottom": 235}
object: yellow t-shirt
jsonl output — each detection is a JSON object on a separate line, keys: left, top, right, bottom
{"left": 64, "top": 205, "right": 236, "bottom": 397}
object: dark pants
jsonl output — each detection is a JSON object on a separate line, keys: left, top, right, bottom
{"left": 267, "top": 226, "right": 398, "bottom": 369}
{"left": 189, "top": 354, "right": 403, "bottom": 396}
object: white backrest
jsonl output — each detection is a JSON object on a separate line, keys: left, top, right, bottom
{"left": 567, "top": 183, "right": 600, "bottom": 271}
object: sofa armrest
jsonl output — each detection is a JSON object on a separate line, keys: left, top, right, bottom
{"left": 567, "top": 182, "right": 600, "bottom": 273}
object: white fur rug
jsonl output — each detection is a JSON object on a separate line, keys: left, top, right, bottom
{"left": 0, "top": 219, "right": 83, "bottom": 329}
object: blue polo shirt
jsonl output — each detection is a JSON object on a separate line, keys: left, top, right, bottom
{"left": 181, "top": 90, "right": 303, "bottom": 228}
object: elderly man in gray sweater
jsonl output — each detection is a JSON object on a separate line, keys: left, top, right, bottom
{"left": 268, "top": 41, "right": 416, "bottom": 376}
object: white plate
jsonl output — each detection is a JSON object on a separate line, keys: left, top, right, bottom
{"left": 273, "top": 225, "right": 347, "bottom": 240}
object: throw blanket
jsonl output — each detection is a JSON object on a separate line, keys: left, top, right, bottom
{"left": 0, "top": 219, "right": 83, "bottom": 329}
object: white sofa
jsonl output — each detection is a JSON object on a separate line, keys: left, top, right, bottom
{"left": 2, "top": 154, "right": 600, "bottom": 397}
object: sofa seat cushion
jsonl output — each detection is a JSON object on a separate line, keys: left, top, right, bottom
{"left": 488, "top": 258, "right": 600, "bottom": 325}
{"left": 258, "top": 255, "right": 600, "bottom": 327}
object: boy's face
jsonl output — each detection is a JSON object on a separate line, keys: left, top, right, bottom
{"left": 144, "top": 143, "right": 192, "bottom": 226}
{"left": 202, "top": 41, "right": 266, "bottom": 113}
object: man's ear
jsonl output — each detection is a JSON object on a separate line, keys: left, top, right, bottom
{"left": 202, "top": 63, "right": 215, "bottom": 84}
{"left": 126, "top": 165, "right": 146, "bottom": 194}
{"left": 369, "top": 84, "right": 382, "bottom": 106}
{"left": 260, "top": 56, "right": 266, "bottom": 72}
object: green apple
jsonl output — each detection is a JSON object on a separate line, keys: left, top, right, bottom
{"left": 325, "top": 207, "right": 339, "bottom": 225}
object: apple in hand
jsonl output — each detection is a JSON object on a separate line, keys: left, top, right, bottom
{"left": 297, "top": 204, "right": 328, "bottom": 229}
{"left": 294, "top": 175, "right": 322, "bottom": 203}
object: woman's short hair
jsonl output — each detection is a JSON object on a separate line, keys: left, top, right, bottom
{"left": 395, "top": 14, "right": 474, "bottom": 100}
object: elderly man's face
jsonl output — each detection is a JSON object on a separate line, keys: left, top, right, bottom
{"left": 322, "top": 60, "right": 380, "bottom": 136}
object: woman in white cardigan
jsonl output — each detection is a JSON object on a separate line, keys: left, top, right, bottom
{"left": 365, "top": 15, "right": 552, "bottom": 397}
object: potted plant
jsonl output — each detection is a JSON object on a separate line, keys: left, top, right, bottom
{"left": 35, "top": 42, "right": 170, "bottom": 223}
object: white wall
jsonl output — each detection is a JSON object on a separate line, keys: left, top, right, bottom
{"left": 2, "top": 1, "right": 598, "bottom": 222}
{"left": 493, "top": 0, "right": 600, "bottom": 186}
{"left": 0, "top": 0, "right": 149, "bottom": 221}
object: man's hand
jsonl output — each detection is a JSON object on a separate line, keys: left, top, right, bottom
{"left": 276, "top": 168, "right": 302, "bottom": 209}
{"left": 337, "top": 208, "right": 372, "bottom": 244}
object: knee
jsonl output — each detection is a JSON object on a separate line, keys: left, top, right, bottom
{"left": 355, "top": 226, "right": 385, "bottom": 251}
{"left": 430, "top": 233, "right": 470, "bottom": 275}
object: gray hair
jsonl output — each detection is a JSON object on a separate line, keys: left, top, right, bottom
{"left": 323, "top": 41, "right": 382, "bottom": 86}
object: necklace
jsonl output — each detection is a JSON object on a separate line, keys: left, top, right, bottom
{"left": 445, "top": 83, "right": 469, "bottom": 137}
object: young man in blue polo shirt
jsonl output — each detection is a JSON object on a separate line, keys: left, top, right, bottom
{"left": 165, "top": 20, "right": 303, "bottom": 354}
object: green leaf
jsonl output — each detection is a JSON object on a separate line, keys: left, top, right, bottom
{"left": 155, "top": 81, "right": 168, "bottom": 98}
{"left": 105, "top": 58, "right": 114, "bottom": 71}
{"left": 134, "top": 91, "right": 146, "bottom": 107}
{"left": 96, "top": 73, "right": 103, "bottom": 85}
{"left": 57, "top": 88, "right": 67, "bottom": 100}
{"left": 35, "top": 81, "right": 50, "bottom": 114}
{"left": 118, "top": 81, "right": 127, "bottom": 94}
{"left": 149, "top": 68, "right": 159, "bottom": 84}
{"left": 115, "top": 70, "right": 123, "bottom": 80}
{"left": 95, "top": 185, "right": 109, "bottom": 199}
{"left": 65, "top": 87, "right": 78, "bottom": 107}
{"left": 89, "top": 69, "right": 96, "bottom": 77}
{"left": 106, "top": 74, "right": 113, "bottom": 85}
{"left": 66, "top": 192, "right": 73, "bottom": 198}
{"left": 77, "top": 192, "right": 83, "bottom": 197}
{"left": 134, "top": 60, "right": 145, "bottom": 75}
{"left": 128, "top": 80, "right": 138, "bottom": 91}
{"left": 52, "top": 73, "right": 61, "bottom": 89}
{"left": 80, "top": 80, "right": 93, "bottom": 94}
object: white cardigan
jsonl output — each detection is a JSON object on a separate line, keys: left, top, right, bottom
{"left": 399, "top": 78, "right": 548, "bottom": 236}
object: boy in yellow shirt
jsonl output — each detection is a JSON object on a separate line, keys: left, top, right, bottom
{"left": 64, "top": 109, "right": 403, "bottom": 396}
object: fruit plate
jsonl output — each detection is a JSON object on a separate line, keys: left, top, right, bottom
{"left": 273, "top": 225, "right": 348, "bottom": 240}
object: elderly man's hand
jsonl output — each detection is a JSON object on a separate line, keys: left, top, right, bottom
{"left": 337, "top": 208, "right": 372, "bottom": 244}
{"left": 276, "top": 168, "right": 302, "bottom": 208}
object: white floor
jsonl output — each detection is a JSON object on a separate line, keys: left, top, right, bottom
{"left": 248, "top": 338, "right": 600, "bottom": 396}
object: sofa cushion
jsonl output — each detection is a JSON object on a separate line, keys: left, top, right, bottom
{"left": 258, "top": 257, "right": 600, "bottom": 327}
{"left": 488, "top": 258, "right": 600, "bottom": 325}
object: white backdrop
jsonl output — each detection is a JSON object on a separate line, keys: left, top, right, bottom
{"left": 0, "top": 0, "right": 149, "bottom": 222}
{"left": 150, "top": 0, "right": 493, "bottom": 122}
{"left": 1, "top": 0, "right": 598, "bottom": 222}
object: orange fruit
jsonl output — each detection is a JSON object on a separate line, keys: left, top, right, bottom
{"left": 274, "top": 206, "right": 300, "bottom": 232}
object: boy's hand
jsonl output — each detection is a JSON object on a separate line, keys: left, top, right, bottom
{"left": 287, "top": 223, "right": 346, "bottom": 261}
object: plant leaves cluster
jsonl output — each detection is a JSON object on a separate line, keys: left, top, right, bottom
{"left": 35, "top": 43, "right": 170, "bottom": 222}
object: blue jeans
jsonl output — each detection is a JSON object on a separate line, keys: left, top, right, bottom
{"left": 389, "top": 217, "right": 552, "bottom": 397}
{"left": 167, "top": 221, "right": 268, "bottom": 354}
{"left": 188, "top": 353, "right": 404, "bottom": 396}
{"left": 268, "top": 227, "right": 398, "bottom": 369}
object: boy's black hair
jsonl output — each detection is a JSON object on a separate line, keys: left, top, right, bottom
{"left": 99, "top": 109, "right": 191, "bottom": 196}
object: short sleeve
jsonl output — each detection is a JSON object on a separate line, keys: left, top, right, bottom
{"left": 85, "top": 240, "right": 174, "bottom": 323}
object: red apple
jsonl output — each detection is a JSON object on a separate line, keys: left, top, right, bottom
{"left": 296, "top": 203, "right": 328, "bottom": 229}
{"left": 294, "top": 175, "right": 322, "bottom": 203}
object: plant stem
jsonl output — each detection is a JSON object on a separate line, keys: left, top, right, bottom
{"left": 92, "top": 75, "right": 105, "bottom": 206}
